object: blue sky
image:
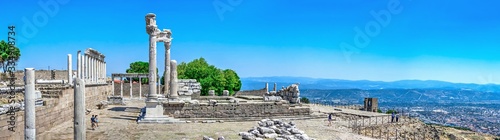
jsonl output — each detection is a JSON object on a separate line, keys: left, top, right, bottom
{"left": 1, "top": 0, "right": 499, "bottom": 84}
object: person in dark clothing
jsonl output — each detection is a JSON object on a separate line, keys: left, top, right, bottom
{"left": 396, "top": 113, "right": 399, "bottom": 122}
{"left": 391, "top": 112, "right": 395, "bottom": 123}
{"left": 91, "top": 115, "right": 96, "bottom": 130}
{"left": 328, "top": 113, "right": 333, "bottom": 126}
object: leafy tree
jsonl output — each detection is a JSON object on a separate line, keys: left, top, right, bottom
{"left": 300, "top": 97, "right": 310, "bottom": 103}
{"left": 377, "top": 109, "right": 383, "bottom": 113}
{"left": 222, "top": 69, "right": 241, "bottom": 95}
{"left": 125, "top": 61, "right": 158, "bottom": 84}
{"left": 0, "top": 40, "right": 21, "bottom": 73}
{"left": 161, "top": 57, "right": 241, "bottom": 96}
{"left": 386, "top": 110, "right": 398, "bottom": 114}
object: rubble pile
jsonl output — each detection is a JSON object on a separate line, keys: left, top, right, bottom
{"left": 239, "top": 119, "right": 314, "bottom": 140}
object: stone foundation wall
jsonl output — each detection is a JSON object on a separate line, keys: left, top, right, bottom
{"left": 0, "top": 84, "right": 112, "bottom": 140}
{"left": 234, "top": 88, "right": 267, "bottom": 96}
{"left": 6, "top": 70, "right": 75, "bottom": 86}
{"left": 163, "top": 102, "right": 310, "bottom": 118}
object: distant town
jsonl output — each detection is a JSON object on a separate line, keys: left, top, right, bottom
{"left": 302, "top": 89, "right": 500, "bottom": 136}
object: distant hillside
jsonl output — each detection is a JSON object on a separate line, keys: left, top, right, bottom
{"left": 240, "top": 76, "right": 500, "bottom": 92}
{"left": 299, "top": 89, "right": 500, "bottom": 104}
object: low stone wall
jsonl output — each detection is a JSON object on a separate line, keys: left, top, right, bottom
{"left": 0, "top": 84, "right": 112, "bottom": 140}
{"left": 4, "top": 70, "right": 75, "bottom": 86}
{"left": 163, "top": 102, "right": 310, "bottom": 118}
{"left": 234, "top": 88, "right": 267, "bottom": 96}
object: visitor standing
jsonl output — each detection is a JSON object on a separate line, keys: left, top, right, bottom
{"left": 328, "top": 113, "right": 333, "bottom": 126}
{"left": 91, "top": 115, "right": 96, "bottom": 130}
{"left": 95, "top": 115, "right": 99, "bottom": 127}
{"left": 391, "top": 112, "right": 395, "bottom": 123}
{"left": 396, "top": 113, "right": 399, "bottom": 122}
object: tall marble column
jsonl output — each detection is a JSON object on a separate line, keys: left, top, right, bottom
{"left": 67, "top": 54, "right": 72, "bottom": 85}
{"left": 77, "top": 51, "right": 81, "bottom": 79}
{"left": 120, "top": 76, "right": 123, "bottom": 97}
{"left": 90, "top": 57, "right": 93, "bottom": 83}
{"left": 112, "top": 76, "right": 114, "bottom": 96}
{"left": 138, "top": 13, "right": 177, "bottom": 124}
{"left": 84, "top": 55, "right": 88, "bottom": 82}
{"left": 164, "top": 42, "right": 171, "bottom": 97}
{"left": 146, "top": 14, "right": 158, "bottom": 102}
{"left": 100, "top": 60, "right": 102, "bottom": 83}
{"left": 130, "top": 77, "right": 133, "bottom": 99}
{"left": 102, "top": 62, "right": 108, "bottom": 83}
{"left": 94, "top": 58, "right": 97, "bottom": 83}
{"left": 139, "top": 77, "right": 142, "bottom": 99}
{"left": 97, "top": 60, "right": 100, "bottom": 83}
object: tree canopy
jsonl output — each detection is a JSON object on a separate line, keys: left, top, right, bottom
{"left": 0, "top": 40, "right": 21, "bottom": 73}
{"left": 161, "top": 57, "right": 241, "bottom": 96}
{"left": 300, "top": 97, "right": 310, "bottom": 103}
{"left": 125, "top": 61, "right": 157, "bottom": 83}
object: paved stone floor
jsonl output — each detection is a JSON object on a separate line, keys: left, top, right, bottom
{"left": 37, "top": 100, "right": 377, "bottom": 140}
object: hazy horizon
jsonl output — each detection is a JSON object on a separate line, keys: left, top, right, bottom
{"left": 1, "top": 0, "right": 499, "bottom": 84}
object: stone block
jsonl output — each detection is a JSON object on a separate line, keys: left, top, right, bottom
{"left": 222, "top": 90, "right": 229, "bottom": 96}
{"left": 208, "top": 90, "right": 215, "bottom": 96}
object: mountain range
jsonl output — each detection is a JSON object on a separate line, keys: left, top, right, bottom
{"left": 240, "top": 76, "right": 500, "bottom": 92}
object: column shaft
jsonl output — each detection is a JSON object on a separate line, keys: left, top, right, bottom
{"left": 147, "top": 35, "right": 158, "bottom": 101}
{"left": 68, "top": 54, "right": 72, "bottom": 85}
{"left": 24, "top": 68, "right": 35, "bottom": 140}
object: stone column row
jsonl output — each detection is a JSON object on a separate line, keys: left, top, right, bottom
{"left": 80, "top": 54, "right": 106, "bottom": 84}
{"left": 112, "top": 76, "right": 143, "bottom": 99}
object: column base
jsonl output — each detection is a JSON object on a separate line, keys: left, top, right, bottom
{"left": 137, "top": 101, "right": 184, "bottom": 124}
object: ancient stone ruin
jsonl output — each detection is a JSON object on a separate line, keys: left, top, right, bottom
{"left": 239, "top": 119, "right": 314, "bottom": 140}
{"left": 266, "top": 83, "right": 300, "bottom": 104}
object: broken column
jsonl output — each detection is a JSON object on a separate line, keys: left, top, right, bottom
{"left": 169, "top": 60, "right": 179, "bottom": 100}
{"left": 274, "top": 83, "right": 277, "bottom": 92}
{"left": 74, "top": 78, "right": 86, "bottom": 140}
{"left": 24, "top": 68, "right": 35, "bottom": 140}
{"left": 265, "top": 82, "right": 269, "bottom": 94}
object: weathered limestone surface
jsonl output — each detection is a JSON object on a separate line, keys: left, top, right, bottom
{"left": 275, "top": 83, "right": 300, "bottom": 104}
{"left": 239, "top": 119, "right": 314, "bottom": 140}
{"left": 0, "top": 85, "right": 111, "bottom": 140}
{"left": 208, "top": 90, "right": 215, "bottom": 96}
{"left": 169, "top": 60, "right": 179, "bottom": 100}
{"left": 177, "top": 79, "right": 201, "bottom": 101}
{"left": 222, "top": 90, "right": 229, "bottom": 96}
{"left": 163, "top": 102, "right": 310, "bottom": 118}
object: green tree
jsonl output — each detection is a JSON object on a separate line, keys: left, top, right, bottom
{"left": 161, "top": 57, "right": 241, "bottom": 96}
{"left": 386, "top": 110, "right": 398, "bottom": 114}
{"left": 125, "top": 61, "right": 158, "bottom": 84}
{"left": 222, "top": 69, "right": 241, "bottom": 95}
{"left": 300, "top": 97, "right": 310, "bottom": 103}
{"left": 0, "top": 40, "right": 21, "bottom": 73}
{"left": 377, "top": 109, "right": 383, "bottom": 113}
